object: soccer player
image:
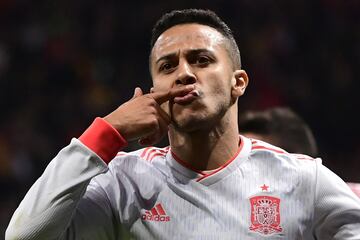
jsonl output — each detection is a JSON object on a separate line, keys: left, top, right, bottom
{"left": 6, "top": 9, "right": 360, "bottom": 239}
{"left": 239, "top": 106, "right": 360, "bottom": 198}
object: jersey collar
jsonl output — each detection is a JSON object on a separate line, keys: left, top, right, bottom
{"left": 165, "top": 136, "right": 252, "bottom": 186}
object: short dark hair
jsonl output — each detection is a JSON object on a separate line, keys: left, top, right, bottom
{"left": 150, "top": 9, "right": 241, "bottom": 70}
{"left": 239, "top": 107, "right": 318, "bottom": 156}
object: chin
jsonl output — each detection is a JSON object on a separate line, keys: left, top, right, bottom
{"left": 171, "top": 114, "right": 217, "bottom": 132}
{"left": 172, "top": 121, "right": 206, "bottom": 133}
{"left": 170, "top": 102, "right": 228, "bottom": 132}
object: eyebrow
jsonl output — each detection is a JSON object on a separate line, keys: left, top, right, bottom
{"left": 155, "top": 52, "right": 178, "bottom": 64}
{"left": 155, "top": 48, "right": 213, "bottom": 64}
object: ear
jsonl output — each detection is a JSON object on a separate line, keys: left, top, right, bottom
{"left": 150, "top": 87, "right": 155, "bottom": 93}
{"left": 231, "top": 70, "right": 249, "bottom": 98}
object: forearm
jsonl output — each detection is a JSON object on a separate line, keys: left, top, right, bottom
{"left": 5, "top": 139, "right": 108, "bottom": 240}
{"left": 6, "top": 118, "right": 127, "bottom": 240}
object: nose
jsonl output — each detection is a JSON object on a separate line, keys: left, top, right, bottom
{"left": 175, "top": 60, "right": 196, "bottom": 85}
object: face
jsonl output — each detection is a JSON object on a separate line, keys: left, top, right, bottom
{"left": 150, "top": 23, "right": 247, "bottom": 132}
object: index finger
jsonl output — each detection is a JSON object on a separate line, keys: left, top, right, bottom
{"left": 150, "top": 85, "right": 195, "bottom": 104}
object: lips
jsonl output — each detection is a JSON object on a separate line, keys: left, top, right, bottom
{"left": 173, "top": 89, "right": 200, "bottom": 105}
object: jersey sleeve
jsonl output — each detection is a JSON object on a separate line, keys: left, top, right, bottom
{"left": 313, "top": 160, "right": 360, "bottom": 239}
{"left": 59, "top": 177, "right": 122, "bottom": 240}
{"left": 5, "top": 118, "right": 127, "bottom": 240}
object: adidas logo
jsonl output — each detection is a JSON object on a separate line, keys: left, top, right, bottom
{"left": 141, "top": 203, "right": 170, "bottom": 222}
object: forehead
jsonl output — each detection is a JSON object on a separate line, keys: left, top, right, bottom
{"left": 151, "top": 23, "right": 226, "bottom": 61}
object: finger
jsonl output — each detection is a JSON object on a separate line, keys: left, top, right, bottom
{"left": 138, "top": 116, "right": 169, "bottom": 146}
{"left": 151, "top": 84, "right": 195, "bottom": 105}
{"left": 156, "top": 114, "right": 170, "bottom": 136}
{"left": 132, "top": 87, "right": 143, "bottom": 99}
{"left": 140, "top": 111, "right": 170, "bottom": 145}
{"left": 140, "top": 104, "right": 171, "bottom": 146}
{"left": 154, "top": 103, "right": 171, "bottom": 124}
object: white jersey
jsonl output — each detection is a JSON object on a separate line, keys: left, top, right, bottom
{"left": 6, "top": 118, "right": 360, "bottom": 240}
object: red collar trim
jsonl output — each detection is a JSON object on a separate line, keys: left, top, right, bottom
{"left": 170, "top": 136, "right": 244, "bottom": 180}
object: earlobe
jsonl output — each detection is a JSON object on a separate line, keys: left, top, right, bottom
{"left": 231, "top": 70, "right": 249, "bottom": 98}
{"left": 150, "top": 87, "right": 155, "bottom": 93}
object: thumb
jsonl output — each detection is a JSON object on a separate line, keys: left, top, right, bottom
{"left": 132, "top": 87, "right": 143, "bottom": 98}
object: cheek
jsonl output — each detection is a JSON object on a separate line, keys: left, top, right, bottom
{"left": 205, "top": 65, "right": 232, "bottom": 88}
{"left": 152, "top": 78, "right": 173, "bottom": 92}
{"left": 203, "top": 75, "right": 233, "bottom": 108}
{"left": 206, "top": 73, "right": 231, "bottom": 96}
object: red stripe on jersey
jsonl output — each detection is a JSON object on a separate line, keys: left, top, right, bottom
{"left": 145, "top": 149, "right": 157, "bottom": 161}
{"left": 251, "top": 146, "right": 286, "bottom": 154}
{"left": 145, "top": 149, "right": 159, "bottom": 161}
{"left": 291, "top": 153, "right": 315, "bottom": 161}
{"left": 141, "top": 147, "right": 168, "bottom": 161}
{"left": 149, "top": 152, "right": 167, "bottom": 162}
{"left": 155, "top": 148, "right": 168, "bottom": 154}
{"left": 141, "top": 147, "right": 152, "bottom": 160}
{"left": 156, "top": 203, "right": 166, "bottom": 215}
{"left": 251, "top": 139, "right": 287, "bottom": 154}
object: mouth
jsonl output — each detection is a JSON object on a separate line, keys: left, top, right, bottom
{"left": 173, "top": 89, "right": 200, "bottom": 105}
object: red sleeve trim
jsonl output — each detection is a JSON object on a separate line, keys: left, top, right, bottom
{"left": 79, "top": 117, "right": 128, "bottom": 164}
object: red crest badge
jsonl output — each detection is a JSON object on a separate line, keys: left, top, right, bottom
{"left": 249, "top": 195, "right": 283, "bottom": 235}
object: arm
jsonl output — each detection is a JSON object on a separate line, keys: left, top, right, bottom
{"left": 6, "top": 86, "right": 193, "bottom": 240}
{"left": 313, "top": 160, "right": 360, "bottom": 239}
{"left": 5, "top": 119, "right": 125, "bottom": 240}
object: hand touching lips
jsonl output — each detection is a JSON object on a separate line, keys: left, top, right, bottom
{"left": 103, "top": 84, "right": 197, "bottom": 146}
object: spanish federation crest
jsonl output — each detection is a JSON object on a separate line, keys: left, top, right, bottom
{"left": 249, "top": 196, "right": 283, "bottom": 235}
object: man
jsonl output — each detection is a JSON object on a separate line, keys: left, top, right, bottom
{"left": 6, "top": 9, "right": 360, "bottom": 239}
{"left": 239, "top": 106, "right": 360, "bottom": 198}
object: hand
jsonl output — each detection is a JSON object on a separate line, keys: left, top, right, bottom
{"left": 103, "top": 85, "right": 194, "bottom": 145}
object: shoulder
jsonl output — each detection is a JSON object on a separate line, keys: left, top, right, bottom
{"left": 248, "top": 138, "right": 320, "bottom": 169}
{"left": 250, "top": 138, "right": 288, "bottom": 155}
{"left": 95, "top": 146, "right": 170, "bottom": 191}
{"left": 108, "top": 146, "right": 169, "bottom": 169}
{"left": 114, "top": 146, "right": 169, "bottom": 161}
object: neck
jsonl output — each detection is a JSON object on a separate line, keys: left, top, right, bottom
{"left": 169, "top": 110, "right": 240, "bottom": 171}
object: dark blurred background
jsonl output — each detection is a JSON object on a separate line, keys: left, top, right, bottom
{"left": 1, "top": 0, "right": 359, "bottom": 235}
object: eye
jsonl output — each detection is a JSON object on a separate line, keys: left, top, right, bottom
{"left": 159, "top": 62, "right": 174, "bottom": 72}
{"left": 195, "top": 55, "right": 212, "bottom": 66}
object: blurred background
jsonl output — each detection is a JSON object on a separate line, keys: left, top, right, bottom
{"left": 0, "top": 0, "right": 359, "bottom": 235}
